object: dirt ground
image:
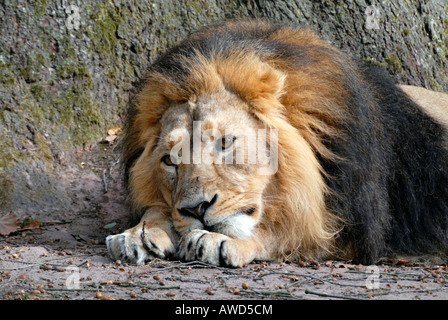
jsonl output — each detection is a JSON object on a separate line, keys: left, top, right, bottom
{"left": 1, "top": 137, "right": 447, "bottom": 301}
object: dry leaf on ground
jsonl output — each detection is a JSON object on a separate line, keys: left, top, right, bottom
{"left": 0, "top": 212, "right": 19, "bottom": 235}
{"left": 107, "top": 127, "right": 121, "bottom": 136}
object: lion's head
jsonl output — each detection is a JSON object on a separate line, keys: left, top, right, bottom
{"left": 143, "top": 88, "right": 279, "bottom": 240}
{"left": 122, "top": 21, "right": 342, "bottom": 260}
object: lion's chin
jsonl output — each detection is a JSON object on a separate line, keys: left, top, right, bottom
{"left": 206, "top": 214, "right": 257, "bottom": 240}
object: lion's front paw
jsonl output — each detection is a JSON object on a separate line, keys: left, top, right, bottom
{"left": 177, "top": 230, "right": 253, "bottom": 267}
{"left": 106, "top": 225, "right": 175, "bottom": 265}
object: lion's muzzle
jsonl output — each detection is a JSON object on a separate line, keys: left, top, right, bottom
{"left": 177, "top": 193, "right": 218, "bottom": 222}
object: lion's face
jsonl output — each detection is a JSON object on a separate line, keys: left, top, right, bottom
{"left": 151, "top": 89, "right": 275, "bottom": 240}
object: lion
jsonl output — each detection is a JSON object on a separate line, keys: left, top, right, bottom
{"left": 106, "top": 20, "right": 448, "bottom": 267}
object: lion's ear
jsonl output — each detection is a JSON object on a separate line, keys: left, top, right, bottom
{"left": 217, "top": 54, "right": 286, "bottom": 103}
{"left": 256, "top": 64, "right": 286, "bottom": 100}
{"left": 241, "top": 61, "right": 286, "bottom": 117}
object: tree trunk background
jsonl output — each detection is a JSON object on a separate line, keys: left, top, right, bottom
{"left": 0, "top": 0, "right": 447, "bottom": 217}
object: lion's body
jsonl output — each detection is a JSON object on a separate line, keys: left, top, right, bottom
{"left": 107, "top": 20, "right": 448, "bottom": 266}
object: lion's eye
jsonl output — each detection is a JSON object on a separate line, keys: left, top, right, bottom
{"left": 161, "top": 155, "right": 176, "bottom": 166}
{"left": 221, "top": 136, "right": 235, "bottom": 150}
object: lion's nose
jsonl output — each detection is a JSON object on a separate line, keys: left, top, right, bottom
{"left": 178, "top": 194, "right": 218, "bottom": 219}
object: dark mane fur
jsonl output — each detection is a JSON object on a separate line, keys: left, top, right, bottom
{"left": 330, "top": 62, "right": 448, "bottom": 263}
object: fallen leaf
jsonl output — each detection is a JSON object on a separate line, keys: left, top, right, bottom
{"left": 103, "top": 222, "right": 117, "bottom": 229}
{"left": 19, "top": 216, "right": 42, "bottom": 229}
{"left": 396, "top": 259, "right": 412, "bottom": 266}
{"left": 0, "top": 212, "right": 19, "bottom": 235}
{"left": 104, "top": 134, "right": 118, "bottom": 144}
{"left": 107, "top": 126, "right": 121, "bottom": 136}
